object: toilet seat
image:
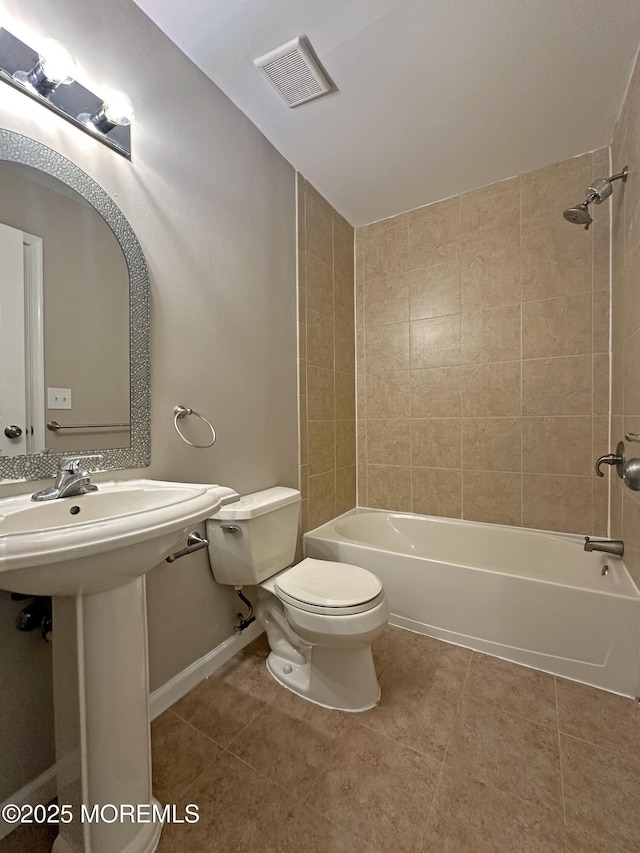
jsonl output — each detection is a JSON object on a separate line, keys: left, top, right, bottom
{"left": 274, "top": 558, "right": 384, "bottom": 615}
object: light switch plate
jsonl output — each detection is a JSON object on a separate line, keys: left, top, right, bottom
{"left": 48, "top": 388, "right": 72, "bottom": 410}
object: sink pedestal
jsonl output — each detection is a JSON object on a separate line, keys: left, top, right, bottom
{"left": 52, "top": 577, "right": 162, "bottom": 853}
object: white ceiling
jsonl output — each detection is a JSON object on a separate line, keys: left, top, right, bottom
{"left": 133, "top": 0, "right": 640, "bottom": 226}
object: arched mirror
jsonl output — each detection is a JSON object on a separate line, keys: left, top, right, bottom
{"left": 0, "top": 129, "right": 150, "bottom": 481}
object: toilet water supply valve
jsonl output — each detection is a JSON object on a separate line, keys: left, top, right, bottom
{"left": 234, "top": 587, "right": 255, "bottom": 633}
{"left": 164, "top": 524, "right": 256, "bottom": 634}
{"left": 164, "top": 531, "right": 254, "bottom": 632}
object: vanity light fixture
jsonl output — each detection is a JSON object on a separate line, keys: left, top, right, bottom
{"left": 0, "top": 25, "right": 133, "bottom": 158}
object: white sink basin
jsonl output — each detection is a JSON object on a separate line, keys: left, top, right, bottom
{"left": 0, "top": 478, "right": 239, "bottom": 595}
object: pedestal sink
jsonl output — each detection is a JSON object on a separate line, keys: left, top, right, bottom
{"left": 0, "top": 479, "right": 239, "bottom": 853}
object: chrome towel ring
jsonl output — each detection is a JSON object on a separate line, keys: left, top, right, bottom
{"left": 173, "top": 405, "right": 216, "bottom": 448}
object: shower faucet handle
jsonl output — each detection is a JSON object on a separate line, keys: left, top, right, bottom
{"left": 595, "top": 441, "right": 625, "bottom": 478}
{"left": 595, "top": 454, "right": 621, "bottom": 477}
{"left": 596, "top": 437, "right": 640, "bottom": 491}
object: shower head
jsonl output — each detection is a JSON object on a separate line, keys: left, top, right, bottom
{"left": 563, "top": 165, "right": 628, "bottom": 230}
{"left": 563, "top": 202, "right": 593, "bottom": 229}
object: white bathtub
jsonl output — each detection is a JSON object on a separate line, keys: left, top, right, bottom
{"left": 304, "top": 509, "right": 640, "bottom": 696}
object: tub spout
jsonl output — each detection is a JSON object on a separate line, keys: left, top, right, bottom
{"left": 584, "top": 537, "right": 624, "bottom": 557}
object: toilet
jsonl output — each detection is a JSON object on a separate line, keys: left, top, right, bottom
{"left": 206, "top": 486, "right": 388, "bottom": 712}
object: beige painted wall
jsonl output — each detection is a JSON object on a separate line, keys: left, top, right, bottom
{"left": 0, "top": 164, "right": 130, "bottom": 452}
{"left": 356, "top": 151, "right": 610, "bottom": 535}
{"left": 0, "top": 0, "right": 297, "bottom": 801}
{"left": 298, "top": 175, "right": 356, "bottom": 534}
{"left": 611, "top": 47, "right": 640, "bottom": 586}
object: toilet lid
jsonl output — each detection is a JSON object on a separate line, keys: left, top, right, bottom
{"left": 275, "top": 558, "right": 382, "bottom": 609}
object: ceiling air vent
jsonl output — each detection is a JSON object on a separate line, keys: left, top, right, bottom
{"left": 253, "top": 36, "right": 333, "bottom": 108}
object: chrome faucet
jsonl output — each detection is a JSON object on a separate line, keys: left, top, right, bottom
{"left": 583, "top": 537, "right": 624, "bottom": 557}
{"left": 31, "top": 455, "right": 102, "bottom": 502}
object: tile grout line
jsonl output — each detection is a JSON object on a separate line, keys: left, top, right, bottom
{"left": 354, "top": 228, "right": 360, "bottom": 508}
{"left": 362, "top": 461, "right": 594, "bottom": 477}
{"left": 365, "top": 352, "right": 597, "bottom": 365}
{"left": 302, "top": 187, "right": 312, "bottom": 525}
{"left": 407, "top": 213, "right": 414, "bottom": 513}
{"left": 463, "top": 691, "right": 560, "bottom": 734}
{"left": 590, "top": 150, "right": 595, "bottom": 535}
{"left": 155, "top": 711, "right": 234, "bottom": 803}
{"left": 362, "top": 414, "right": 596, "bottom": 420}
{"left": 363, "top": 266, "right": 369, "bottom": 482}
{"left": 168, "top": 690, "right": 376, "bottom": 850}
{"left": 219, "top": 739, "right": 305, "bottom": 803}
{"left": 606, "top": 145, "right": 614, "bottom": 538}
{"left": 332, "top": 211, "right": 337, "bottom": 515}
{"left": 554, "top": 676, "right": 569, "bottom": 852}
{"left": 162, "top": 754, "right": 221, "bottom": 807}
{"left": 165, "top": 708, "right": 228, "bottom": 747}
{"left": 155, "top": 701, "right": 261, "bottom": 805}
{"left": 358, "top": 248, "right": 366, "bottom": 504}
{"left": 419, "top": 649, "right": 474, "bottom": 850}
{"left": 520, "top": 176, "right": 525, "bottom": 526}
{"left": 451, "top": 656, "right": 574, "bottom": 828}
{"left": 458, "top": 197, "right": 464, "bottom": 521}
{"left": 555, "top": 727, "right": 640, "bottom": 762}
{"left": 366, "top": 289, "right": 600, "bottom": 325}
{"left": 457, "top": 648, "right": 475, "bottom": 709}
{"left": 220, "top": 699, "right": 271, "bottom": 754}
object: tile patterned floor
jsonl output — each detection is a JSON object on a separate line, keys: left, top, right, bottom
{"left": 3, "top": 625, "right": 640, "bottom": 852}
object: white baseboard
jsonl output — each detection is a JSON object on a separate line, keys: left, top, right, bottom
{"left": 0, "top": 765, "right": 57, "bottom": 840}
{"left": 0, "top": 624, "right": 264, "bottom": 841}
{"left": 149, "top": 621, "right": 263, "bottom": 720}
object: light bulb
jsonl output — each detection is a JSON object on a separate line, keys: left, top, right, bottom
{"left": 13, "top": 37, "right": 76, "bottom": 95}
{"left": 102, "top": 91, "right": 135, "bottom": 126}
{"left": 78, "top": 91, "right": 135, "bottom": 134}
{"left": 38, "top": 39, "right": 76, "bottom": 85}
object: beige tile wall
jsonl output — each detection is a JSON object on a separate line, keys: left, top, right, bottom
{"left": 356, "top": 152, "right": 610, "bottom": 535}
{"left": 611, "top": 46, "right": 640, "bottom": 586}
{"left": 298, "top": 175, "right": 356, "bottom": 534}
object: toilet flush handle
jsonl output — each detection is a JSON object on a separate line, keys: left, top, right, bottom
{"left": 221, "top": 524, "right": 240, "bottom": 534}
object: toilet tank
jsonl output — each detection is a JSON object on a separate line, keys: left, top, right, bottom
{"left": 206, "top": 487, "right": 301, "bottom": 586}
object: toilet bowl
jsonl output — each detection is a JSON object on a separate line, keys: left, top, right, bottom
{"left": 206, "top": 487, "right": 388, "bottom": 711}
{"left": 257, "top": 558, "right": 388, "bottom": 710}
